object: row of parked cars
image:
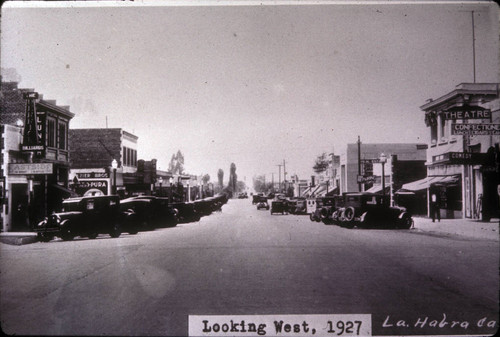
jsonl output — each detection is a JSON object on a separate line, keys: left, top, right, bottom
{"left": 254, "top": 192, "right": 413, "bottom": 229}
{"left": 35, "top": 194, "right": 229, "bottom": 242}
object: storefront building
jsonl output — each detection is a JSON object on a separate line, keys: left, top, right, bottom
{"left": 418, "top": 83, "right": 499, "bottom": 220}
{"left": 339, "top": 142, "right": 428, "bottom": 198}
{"left": 69, "top": 128, "right": 138, "bottom": 197}
{"left": 1, "top": 82, "right": 74, "bottom": 232}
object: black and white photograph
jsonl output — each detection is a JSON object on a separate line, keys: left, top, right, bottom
{"left": 0, "top": 0, "right": 499, "bottom": 336}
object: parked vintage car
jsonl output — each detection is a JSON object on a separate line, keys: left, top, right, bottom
{"left": 35, "top": 195, "right": 125, "bottom": 241}
{"left": 309, "top": 196, "right": 341, "bottom": 223}
{"left": 332, "top": 192, "right": 413, "bottom": 229}
{"left": 270, "top": 195, "right": 289, "bottom": 215}
{"left": 171, "top": 201, "right": 201, "bottom": 223}
{"left": 290, "top": 197, "right": 307, "bottom": 214}
{"left": 238, "top": 192, "right": 248, "bottom": 199}
{"left": 122, "top": 196, "right": 178, "bottom": 229}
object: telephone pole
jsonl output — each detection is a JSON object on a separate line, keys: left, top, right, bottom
{"left": 283, "top": 159, "right": 287, "bottom": 193}
{"left": 277, "top": 164, "right": 282, "bottom": 192}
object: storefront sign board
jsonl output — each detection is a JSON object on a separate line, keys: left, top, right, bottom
{"left": 8, "top": 163, "right": 53, "bottom": 175}
{"left": 76, "top": 172, "right": 110, "bottom": 179}
{"left": 451, "top": 123, "right": 500, "bottom": 135}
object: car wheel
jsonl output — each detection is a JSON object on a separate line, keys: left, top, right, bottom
{"left": 109, "top": 223, "right": 121, "bottom": 238}
{"left": 343, "top": 207, "right": 355, "bottom": 221}
{"left": 38, "top": 233, "right": 54, "bottom": 242}
{"left": 60, "top": 229, "right": 74, "bottom": 241}
{"left": 398, "top": 214, "right": 413, "bottom": 229}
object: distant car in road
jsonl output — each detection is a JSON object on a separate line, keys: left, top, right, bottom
{"left": 35, "top": 195, "right": 124, "bottom": 241}
{"left": 332, "top": 192, "right": 413, "bottom": 229}
{"left": 252, "top": 193, "right": 264, "bottom": 204}
{"left": 256, "top": 196, "right": 270, "bottom": 210}
{"left": 238, "top": 192, "right": 248, "bottom": 199}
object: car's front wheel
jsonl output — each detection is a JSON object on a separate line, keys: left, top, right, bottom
{"left": 398, "top": 213, "right": 413, "bottom": 229}
{"left": 109, "top": 223, "right": 122, "bottom": 238}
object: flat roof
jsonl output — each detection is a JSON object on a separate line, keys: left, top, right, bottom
{"left": 420, "top": 83, "right": 499, "bottom": 111}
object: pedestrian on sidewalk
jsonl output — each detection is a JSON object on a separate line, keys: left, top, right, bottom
{"left": 430, "top": 192, "right": 440, "bottom": 222}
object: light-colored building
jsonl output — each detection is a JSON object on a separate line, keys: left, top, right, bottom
{"left": 416, "top": 83, "right": 499, "bottom": 220}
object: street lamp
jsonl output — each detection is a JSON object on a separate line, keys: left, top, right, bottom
{"left": 158, "top": 176, "right": 163, "bottom": 197}
{"left": 111, "top": 159, "right": 118, "bottom": 195}
{"left": 379, "top": 153, "right": 387, "bottom": 203}
{"left": 169, "top": 177, "right": 173, "bottom": 203}
{"left": 187, "top": 180, "right": 190, "bottom": 202}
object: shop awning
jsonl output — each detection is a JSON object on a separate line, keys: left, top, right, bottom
{"left": 401, "top": 175, "right": 460, "bottom": 191}
{"left": 365, "top": 185, "right": 390, "bottom": 194}
{"left": 50, "top": 184, "right": 78, "bottom": 197}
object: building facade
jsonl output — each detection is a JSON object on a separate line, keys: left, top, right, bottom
{"left": 69, "top": 128, "right": 138, "bottom": 197}
{"left": 338, "top": 142, "right": 428, "bottom": 212}
{"left": 418, "top": 83, "right": 499, "bottom": 220}
{"left": 1, "top": 82, "right": 74, "bottom": 232}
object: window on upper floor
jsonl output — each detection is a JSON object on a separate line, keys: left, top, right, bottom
{"left": 58, "top": 121, "right": 67, "bottom": 150}
{"left": 47, "top": 118, "right": 56, "bottom": 148}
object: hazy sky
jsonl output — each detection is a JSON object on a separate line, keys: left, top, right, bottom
{"left": 1, "top": 0, "right": 499, "bottom": 184}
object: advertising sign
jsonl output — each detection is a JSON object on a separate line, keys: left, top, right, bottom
{"left": 76, "top": 172, "right": 110, "bottom": 179}
{"left": 451, "top": 123, "right": 500, "bottom": 135}
{"left": 75, "top": 180, "right": 109, "bottom": 196}
{"left": 8, "top": 163, "right": 53, "bottom": 175}
{"left": 21, "top": 92, "right": 46, "bottom": 152}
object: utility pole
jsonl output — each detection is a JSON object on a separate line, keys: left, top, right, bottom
{"left": 271, "top": 173, "right": 274, "bottom": 191}
{"left": 277, "top": 164, "right": 282, "bottom": 192}
{"left": 283, "top": 159, "right": 287, "bottom": 193}
{"left": 472, "top": 10, "right": 476, "bottom": 83}
{"left": 357, "top": 136, "right": 362, "bottom": 192}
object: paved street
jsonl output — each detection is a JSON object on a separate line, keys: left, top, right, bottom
{"left": 1, "top": 199, "right": 498, "bottom": 336}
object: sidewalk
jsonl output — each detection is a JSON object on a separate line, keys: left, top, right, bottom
{"left": 412, "top": 216, "right": 499, "bottom": 241}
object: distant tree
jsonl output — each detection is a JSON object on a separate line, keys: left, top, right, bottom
{"left": 202, "top": 174, "right": 210, "bottom": 184}
{"left": 229, "top": 163, "right": 237, "bottom": 193}
{"left": 168, "top": 150, "right": 185, "bottom": 175}
{"left": 236, "top": 181, "right": 246, "bottom": 193}
{"left": 217, "top": 169, "right": 224, "bottom": 187}
{"left": 313, "top": 152, "right": 329, "bottom": 174}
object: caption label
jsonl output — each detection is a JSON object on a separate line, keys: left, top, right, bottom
{"left": 189, "top": 314, "right": 372, "bottom": 336}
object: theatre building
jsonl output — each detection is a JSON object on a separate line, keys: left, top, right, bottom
{"left": 414, "top": 83, "right": 499, "bottom": 220}
{"left": 1, "top": 82, "right": 74, "bottom": 232}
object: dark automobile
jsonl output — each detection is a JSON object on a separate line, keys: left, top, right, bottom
{"left": 122, "top": 196, "right": 178, "bottom": 229}
{"left": 35, "top": 195, "right": 124, "bottom": 241}
{"left": 252, "top": 193, "right": 264, "bottom": 204}
{"left": 310, "top": 196, "right": 341, "bottom": 224}
{"left": 290, "top": 197, "right": 307, "bottom": 215}
{"left": 332, "top": 192, "right": 413, "bottom": 229}
{"left": 256, "top": 196, "right": 269, "bottom": 210}
{"left": 238, "top": 192, "right": 248, "bottom": 199}
{"left": 270, "top": 195, "right": 289, "bottom": 215}
{"left": 171, "top": 201, "right": 201, "bottom": 223}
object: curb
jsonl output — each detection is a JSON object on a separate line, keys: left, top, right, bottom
{"left": 0, "top": 234, "right": 38, "bottom": 246}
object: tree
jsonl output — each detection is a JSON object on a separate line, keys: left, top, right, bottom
{"left": 168, "top": 150, "right": 185, "bottom": 175}
{"left": 229, "top": 163, "right": 237, "bottom": 193}
{"left": 217, "top": 169, "right": 224, "bottom": 187}
{"left": 313, "top": 152, "right": 329, "bottom": 174}
{"left": 202, "top": 174, "right": 210, "bottom": 184}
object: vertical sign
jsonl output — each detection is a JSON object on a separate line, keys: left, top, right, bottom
{"left": 21, "top": 92, "right": 45, "bottom": 152}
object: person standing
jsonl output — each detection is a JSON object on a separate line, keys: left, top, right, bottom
{"left": 430, "top": 192, "right": 440, "bottom": 222}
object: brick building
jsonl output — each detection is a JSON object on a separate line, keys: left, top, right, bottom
{"left": 1, "top": 81, "right": 74, "bottom": 232}
{"left": 69, "top": 128, "right": 138, "bottom": 197}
